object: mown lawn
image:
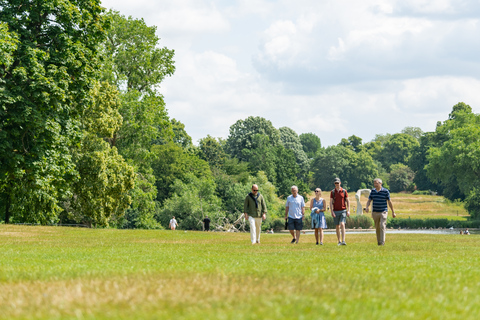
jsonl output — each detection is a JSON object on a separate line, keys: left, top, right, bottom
{"left": 1, "top": 225, "right": 479, "bottom": 320}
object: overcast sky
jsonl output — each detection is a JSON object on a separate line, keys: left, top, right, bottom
{"left": 101, "top": 0, "right": 480, "bottom": 146}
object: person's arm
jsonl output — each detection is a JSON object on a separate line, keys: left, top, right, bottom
{"left": 346, "top": 196, "right": 350, "bottom": 217}
{"left": 244, "top": 196, "right": 249, "bottom": 219}
{"left": 322, "top": 199, "right": 326, "bottom": 211}
{"left": 262, "top": 197, "right": 267, "bottom": 221}
{"left": 285, "top": 205, "right": 289, "bottom": 220}
{"left": 302, "top": 201, "right": 305, "bottom": 220}
{"left": 330, "top": 194, "right": 335, "bottom": 217}
{"left": 365, "top": 199, "right": 371, "bottom": 213}
{"left": 387, "top": 199, "right": 396, "bottom": 218}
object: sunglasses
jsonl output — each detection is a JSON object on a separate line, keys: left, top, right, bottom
{"left": 315, "top": 191, "right": 320, "bottom": 193}
{"left": 252, "top": 189, "right": 259, "bottom": 191}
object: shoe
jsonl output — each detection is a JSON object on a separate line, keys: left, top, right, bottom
{"left": 291, "top": 238, "right": 296, "bottom": 244}
{"left": 316, "top": 242, "right": 319, "bottom": 245}
{"left": 320, "top": 242, "right": 323, "bottom": 245}
{"left": 341, "top": 241, "right": 347, "bottom": 246}
{"left": 338, "top": 242, "right": 341, "bottom": 246}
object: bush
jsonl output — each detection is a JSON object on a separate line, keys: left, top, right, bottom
{"left": 465, "top": 188, "right": 480, "bottom": 219}
{"left": 346, "top": 215, "right": 374, "bottom": 229}
{"left": 412, "top": 190, "right": 431, "bottom": 195}
{"left": 387, "top": 218, "right": 480, "bottom": 229}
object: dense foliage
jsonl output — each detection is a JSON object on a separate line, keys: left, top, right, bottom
{"left": 1, "top": 4, "right": 479, "bottom": 226}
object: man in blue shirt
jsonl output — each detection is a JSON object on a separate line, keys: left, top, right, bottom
{"left": 285, "top": 185, "right": 305, "bottom": 244}
{"left": 365, "top": 178, "right": 396, "bottom": 246}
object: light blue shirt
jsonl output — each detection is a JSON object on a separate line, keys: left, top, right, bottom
{"left": 286, "top": 194, "right": 305, "bottom": 219}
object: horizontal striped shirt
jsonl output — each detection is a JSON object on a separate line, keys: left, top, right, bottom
{"left": 369, "top": 187, "right": 390, "bottom": 212}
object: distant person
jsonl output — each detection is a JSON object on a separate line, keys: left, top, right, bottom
{"left": 203, "top": 216, "right": 211, "bottom": 231}
{"left": 365, "top": 178, "right": 396, "bottom": 246}
{"left": 330, "top": 178, "right": 350, "bottom": 246}
{"left": 460, "top": 230, "right": 464, "bottom": 235}
{"left": 169, "top": 216, "right": 178, "bottom": 230}
{"left": 244, "top": 184, "right": 267, "bottom": 244}
{"left": 310, "top": 188, "right": 327, "bottom": 245}
{"left": 464, "top": 229, "right": 470, "bottom": 235}
{"left": 285, "top": 185, "right": 305, "bottom": 244}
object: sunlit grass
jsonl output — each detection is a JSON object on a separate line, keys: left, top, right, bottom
{"left": 1, "top": 225, "right": 479, "bottom": 319}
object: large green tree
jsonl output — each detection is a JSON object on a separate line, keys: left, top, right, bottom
{"left": 426, "top": 103, "right": 480, "bottom": 203}
{"left": 101, "top": 11, "right": 176, "bottom": 228}
{"left": 378, "top": 133, "right": 419, "bottom": 170}
{"left": 279, "top": 126, "right": 310, "bottom": 180}
{"left": 0, "top": 0, "right": 107, "bottom": 223}
{"left": 299, "top": 132, "right": 321, "bottom": 159}
{"left": 225, "top": 116, "right": 281, "bottom": 161}
{"left": 312, "top": 146, "right": 378, "bottom": 191}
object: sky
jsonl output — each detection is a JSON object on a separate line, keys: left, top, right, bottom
{"left": 101, "top": 0, "right": 480, "bottom": 146}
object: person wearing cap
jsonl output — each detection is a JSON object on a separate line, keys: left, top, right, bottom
{"left": 285, "top": 185, "right": 305, "bottom": 244}
{"left": 244, "top": 184, "right": 267, "bottom": 244}
{"left": 330, "top": 178, "right": 350, "bottom": 246}
{"left": 365, "top": 178, "right": 396, "bottom": 245}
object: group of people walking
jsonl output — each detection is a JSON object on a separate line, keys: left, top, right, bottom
{"left": 244, "top": 178, "right": 396, "bottom": 246}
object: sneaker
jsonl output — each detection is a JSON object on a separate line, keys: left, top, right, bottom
{"left": 291, "top": 238, "right": 296, "bottom": 244}
{"left": 320, "top": 242, "right": 323, "bottom": 245}
{"left": 316, "top": 242, "right": 319, "bottom": 245}
{"left": 341, "top": 241, "right": 347, "bottom": 246}
{"left": 338, "top": 242, "right": 341, "bottom": 246}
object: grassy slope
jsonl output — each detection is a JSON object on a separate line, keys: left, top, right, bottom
{"left": 1, "top": 225, "right": 479, "bottom": 320}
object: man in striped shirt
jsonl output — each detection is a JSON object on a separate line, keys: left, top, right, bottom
{"left": 365, "top": 178, "right": 396, "bottom": 246}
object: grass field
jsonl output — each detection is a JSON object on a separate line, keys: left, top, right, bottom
{"left": 1, "top": 225, "right": 479, "bottom": 320}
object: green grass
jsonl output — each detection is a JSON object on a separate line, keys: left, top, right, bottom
{"left": 1, "top": 225, "right": 479, "bottom": 319}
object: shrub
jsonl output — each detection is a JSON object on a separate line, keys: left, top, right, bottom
{"left": 346, "top": 215, "right": 374, "bottom": 229}
{"left": 387, "top": 218, "right": 480, "bottom": 229}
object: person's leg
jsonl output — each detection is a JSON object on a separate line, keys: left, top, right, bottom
{"left": 340, "top": 222, "right": 346, "bottom": 243}
{"left": 379, "top": 212, "right": 388, "bottom": 245}
{"left": 295, "top": 229, "right": 301, "bottom": 243}
{"left": 335, "top": 225, "right": 341, "bottom": 243}
{"left": 255, "top": 218, "right": 262, "bottom": 243}
{"left": 314, "top": 228, "right": 319, "bottom": 244}
{"left": 372, "top": 212, "right": 382, "bottom": 244}
{"left": 319, "top": 228, "right": 324, "bottom": 244}
{"left": 248, "top": 216, "right": 256, "bottom": 244}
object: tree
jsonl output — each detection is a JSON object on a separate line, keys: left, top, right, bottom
{"left": 409, "top": 132, "right": 442, "bottom": 192}
{"left": 158, "top": 174, "right": 222, "bottom": 230}
{"left": 311, "top": 146, "right": 378, "bottom": 191}
{"left": 63, "top": 81, "right": 135, "bottom": 227}
{"left": 426, "top": 104, "right": 480, "bottom": 202}
{"left": 101, "top": 11, "right": 176, "bottom": 228}
{"left": 279, "top": 127, "right": 310, "bottom": 180}
{"left": 151, "top": 143, "right": 213, "bottom": 203}
{"left": 198, "top": 135, "right": 227, "bottom": 169}
{"left": 378, "top": 133, "right": 419, "bottom": 170}
{"left": 401, "top": 126, "right": 423, "bottom": 141}
{"left": 339, "top": 135, "right": 363, "bottom": 152}
{"left": 225, "top": 116, "right": 281, "bottom": 161}
{"left": 388, "top": 163, "right": 415, "bottom": 192}
{"left": 103, "top": 10, "right": 175, "bottom": 93}
{"left": 0, "top": 0, "right": 107, "bottom": 223}
{"left": 299, "top": 132, "right": 321, "bottom": 158}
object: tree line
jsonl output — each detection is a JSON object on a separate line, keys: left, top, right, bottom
{"left": 1, "top": 1, "right": 479, "bottom": 229}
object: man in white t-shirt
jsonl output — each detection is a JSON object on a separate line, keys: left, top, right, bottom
{"left": 169, "top": 216, "right": 178, "bottom": 230}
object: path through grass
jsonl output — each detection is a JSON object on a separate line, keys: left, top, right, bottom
{"left": 1, "top": 225, "right": 479, "bottom": 319}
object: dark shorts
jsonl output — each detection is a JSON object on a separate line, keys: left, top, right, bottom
{"left": 288, "top": 217, "right": 303, "bottom": 230}
{"left": 333, "top": 210, "right": 347, "bottom": 225}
